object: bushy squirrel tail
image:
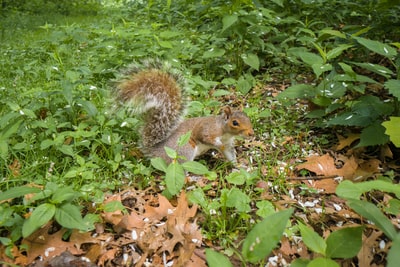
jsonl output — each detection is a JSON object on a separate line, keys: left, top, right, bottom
{"left": 114, "top": 60, "right": 187, "bottom": 148}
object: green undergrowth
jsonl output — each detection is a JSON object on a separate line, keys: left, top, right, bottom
{"left": 1, "top": 0, "right": 399, "bottom": 266}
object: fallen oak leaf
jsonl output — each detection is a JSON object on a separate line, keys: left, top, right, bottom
{"left": 296, "top": 153, "right": 358, "bottom": 180}
{"left": 336, "top": 133, "right": 360, "bottom": 150}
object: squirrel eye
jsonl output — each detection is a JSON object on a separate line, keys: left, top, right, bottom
{"left": 232, "top": 120, "right": 239, "bottom": 126}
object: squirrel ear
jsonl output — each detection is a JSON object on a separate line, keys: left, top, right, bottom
{"left": 222, "top": 106, "right": 232, "bottom": 119}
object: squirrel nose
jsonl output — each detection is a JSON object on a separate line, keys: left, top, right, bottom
{"left": 247, "top": 129, "right": 254, "bottom": 137}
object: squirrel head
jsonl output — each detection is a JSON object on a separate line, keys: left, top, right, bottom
{"left": 222, "top": 106, "right": 254, "bottom": 138}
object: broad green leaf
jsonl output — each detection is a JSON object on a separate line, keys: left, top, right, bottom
{"left": 103, "top": 200, "right": 127, "bottom": 213}
{"left": 312, "top": 63, "right": 332, "bottom": 78}
{"left": 177, "top": 131, "right": 191, "bottom": 147}
{"left": 297, "top": 51, "right": 324, "bottom": 66}
{"left": 205, "top": 249, "right": 233, "bottom": 267}
{"left": 76, "top": 99, "right": 98, "bottom": 117}
{"left": 384, "top": 80, "right": 400, "bottom": 99}
{"left": 387, "top": 234, "right": 400, "bottom": 267}
{"left": 338, "top": 62, "right": 356, "bottom": 76}
{"left": 51, "top": 186, "right": 79, "bottom": 204}
{"left": 55, "top": 203, "right": 86, "bottom": 231}
{"left": 336, "top": 180, "right": 400, "bottom": 200}
{"left": 151, "top": 157, "right": 168, "bottom": 172}
{"left": 158, "top": 40, "right": 173, "bottom": 49}
{"left": 222, "top": 14, "right": 238, "bottom": 32}
{"left": 326, "top": 44, "right": 353, "bottom": 60}
{"left": 354, "top": 36, "right": 397, "bottom": 58}
{"left": 277, "top": 84, "right": 316, "bottom": 99}
{"left": 347, "top": 199, "right": 397, "bottom": 240}
{"left": 307, "top": 257, "right": 340, "bottom": 267}
{"left": 164, "top": 146, "right": 178, "bottom": 159}
{"left": 256, "top": 200, "right": 275, "bottom": 218}
{"left": 242, "top": 209, "right": 293, "bottom": 263}
{"left": 225, "top": 172, "right": 246, "bottom": 185}
{"left": 165, "top": 162, "right": 185, "bottom": 195}
{"left": 181, "top": 161, "right": 209, "bottom": 175}
{"left": 290, "top": 259, "right": 310, "bottom": 267}
{"left": 298, "top": 222, "right": 326, "bottom": 255}
{"left": 22, "top": 203, "right": 56, "bottom": 237}
{"left": 226, "top": 188, "right": 251, "bottom": 212}
{"left": 351, "top": 62, "right": 393, "bottom": 79}
{"left": 203, "top": 48, "right": 225, "bottom": 59}
{"left": 58, "top": 145, "right": 74, "bottom": 157}
{"left": 382, "top": 117, "right": 400, "bottom": 147}
{"left": 319, "top": 29, "right": 346, "bottom": 38}
{"left": 326, "top": 226, "right": 363, "bottom": 258}
{"left": 242, "top": 53, "right": 260, "bottom": 70}
{"left": 357, "top": 122, "right": 389, "bottom": 147}
{"left": 0, "top": 186, "right": 41, "bottom": 201}
{"left": 159, "top": 31, "right": 181, "bottom": 39}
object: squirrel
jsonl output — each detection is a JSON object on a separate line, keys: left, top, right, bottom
{"left": 114, "top": 61, "right": 254, "bottom": 164}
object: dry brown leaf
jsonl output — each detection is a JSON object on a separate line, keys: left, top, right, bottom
{"left": 142, "top": 194, "right": 174, "bottom": 221}
{"left": 336, "top": 133, "right": 360, "bottom": 150}
{"left": 296, "top": 153, "right": 358, "bottom": 179}
{"left": 357, "top": 230, "right": 383, "bottom": 267}
{"left": 21, "top": 223, "right": 82, "bottom": 264}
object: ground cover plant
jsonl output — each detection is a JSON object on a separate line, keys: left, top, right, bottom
{"left": 0, "top": 0, "right": 399, "bottom": 266}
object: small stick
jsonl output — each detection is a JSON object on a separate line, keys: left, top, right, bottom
{"left": 286, "top": 175, "right": 340, "bottom": 180}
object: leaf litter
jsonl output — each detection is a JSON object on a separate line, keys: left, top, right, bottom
{"left": 5, "top": 190, "right": 205, "bottom": 267}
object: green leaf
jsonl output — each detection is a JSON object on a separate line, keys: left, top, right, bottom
{"left": 242, "top": 53, "right": 260, "bottom": 70}
{"left": 55, "top": 203, "right": 86, "bottom": 231}
{"left": 226, "top": 188, "right": 251, "bottom": 213}
{"left": 277, "top": 84, "right": 316, "bottom": 99}
{"left": 382, "top": 117, "right": 400, "bottom": 147}
{"left": 164, "top": 146, "right": 178, "bottom": 159}
{"left": 0, "top": 186, "right": 41, "bottom": 201}
{"left": 385, "top": 80, "right": 400, "bottom": 99}
{"left": 222, "top": 14, "right": 239, "bottom": 32}
{"left": 51, "top": 186, "right": 79, "bottom": 204}
{"left": 290, "top": 259, "right": 310, "bottom": 267}
{"left": 256, "top": 200, "right": 275, "bottom": 218}
{"left": 319, "top": 29, "right": 347, "bottom": 39}
{"left": 203, "top": 48, "right": 225, "bottom": 59}
{"left": 165, "top": 162, "right": 185, "bottom": 196}
{"left": 312, "top": 63, "right": 332, "bottom": 78}
{"left": 103, "top": 200, "right": 127, "bottom": 213}
{"left": 22, "top": 203, "right": 56, "bottom": 237}
{"left": 205, "top": 249, "right": 233, "bottom": 267}
{"left": 325, "top": 226, "right": 363, "bottom": 258}
{"left": 387, "top": 234, "right": 400, "bottom": 267}
{"left": 177, "top": 131, "right": 191, "bottom": 147}
{"left": 326, "top": 44, "right": 353, "bottom": 60}
{"left": 347, "top": 199, "right": 397, "bottom": 240}
{"left": 242, "top": 209, "right": 293, "bottom": 263}
{"left": 357, "top": 122, "right": 389, "bottom": 147}
{"left": 76, "top": 99, "right": 98, "bottom": 117}
{"left": 151, "top": 157, "right": 168, "bottom": 172}
{"left": 353, "top": 36, "right": 397, "bottom": 58}
{"left": 298, "top": 222, "right": 326, "bottom": 255}
{"left": 336, "top": 180, "right": 400, "bottom": 200}
{"left": 297, "top": 51, "right": 324, "bottom": 66}
{"left": 307, "top": 258, "right": 340, "bottom": 267}
{"left": 58, "top": 144, "right": 74, "bottom": 157}
{"left": 181, "top": 161, "right": 209, "bottom": 175}
{"left": 351, "top": 62, "right": 393, "bottom": 79}
{"left": 225, "top": 172, "right": 246, "bottom": 185}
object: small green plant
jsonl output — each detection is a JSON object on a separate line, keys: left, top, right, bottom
{"left": 336, "top": 179, "right": 400, "bottom": 267}
{"left": 291, "top": 223, "right": 363, "bottom": 267}
{"left": 205, "top": 208, "right": 294, "bottom": 266}
{"left": 0, "top": 183, "right": 98, "bottom": 258}
{"left": 278, "top": 29, "right": 399, "bottom": 147}
{"left": 150, "top": 131, "right": 215, "bottom": 196}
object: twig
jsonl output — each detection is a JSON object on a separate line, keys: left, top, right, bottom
{"left": 287, "top": 175, "right": 340, "bottom": 180}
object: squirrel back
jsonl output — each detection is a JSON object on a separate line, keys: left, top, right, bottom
{"left": 114, "top": 61, "right": 254, "bottom": 163}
